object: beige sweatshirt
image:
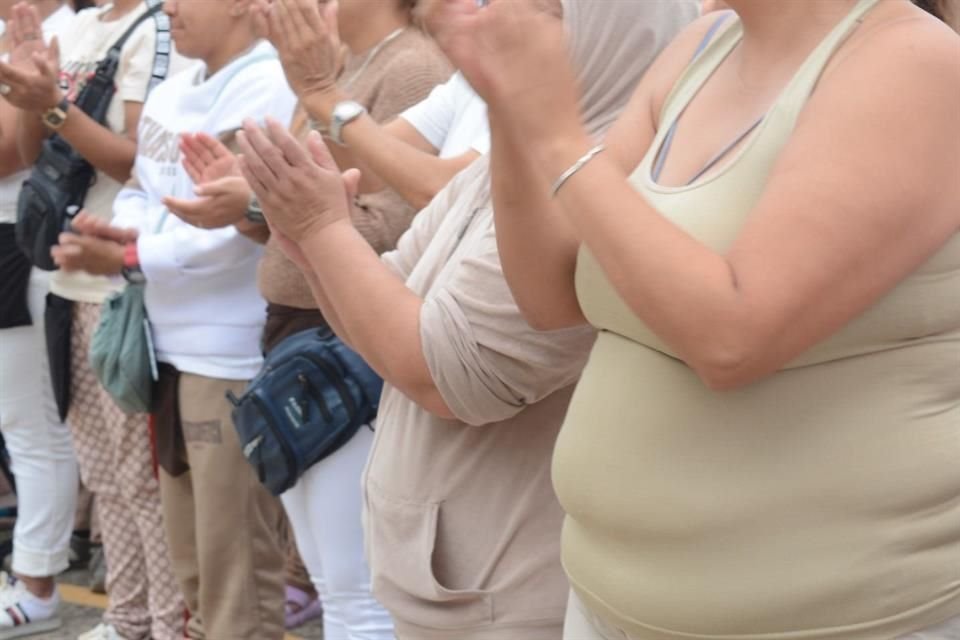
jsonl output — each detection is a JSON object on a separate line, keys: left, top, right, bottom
{"left": 366, "top": 159, "right": 596, "bottom": 639}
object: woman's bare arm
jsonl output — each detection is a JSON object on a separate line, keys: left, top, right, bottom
{"left": 304, "top": 91, "right": 479, "bottom": 210}
{"left": 18, "top": 101, "right": 143, "bottom": 184}
{"left": 0, "top": 99, "right": 26, "bottom": 177}
{"left": 535, "top": 20, "right": 960, "bottom": 390}
{"left": 488, "top": 16, "right": 716, "bottom": 331}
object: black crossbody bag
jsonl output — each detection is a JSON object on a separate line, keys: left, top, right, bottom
{"left": 16, "top": 0, "right": 170, "bottom": 270}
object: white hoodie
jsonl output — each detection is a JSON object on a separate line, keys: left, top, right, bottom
{"left": 112, "top": 41, "right": 296, "bottom": 380}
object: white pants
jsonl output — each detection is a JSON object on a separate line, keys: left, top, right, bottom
{"left": 281, "top": 425, "right": 394, "bottom": 640}
{"left": 564, "top": 592, "right": 960, "bottom": 640}
{"left": 0, "top": 269, "right": 78, "bottom": 576}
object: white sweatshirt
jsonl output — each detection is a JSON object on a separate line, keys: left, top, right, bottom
{"left": 112, "top": 41, "right": 296, "bottom": 380}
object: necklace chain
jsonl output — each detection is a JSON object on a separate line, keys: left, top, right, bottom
{"left": 342, "top": 27, "right": 406, "bottom": 89}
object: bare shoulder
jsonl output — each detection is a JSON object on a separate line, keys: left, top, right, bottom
{"left": 767, "top": 2, "right": 960, "bottom": 228}
{"left": 819, "top": 2, "right": 960, "bottom": 98}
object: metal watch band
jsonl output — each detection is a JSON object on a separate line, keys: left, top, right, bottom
{"left": 329, "top": 101, "right": 367, "bottom": 147}
{"left": 245, "top": 196, "right": 266, "bottom": 225}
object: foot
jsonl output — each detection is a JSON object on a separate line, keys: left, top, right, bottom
{"left": 77, "top": 623, "right": 124, "bottom": 640}
{"left": 284, "top": 585, "right": 323, "bottom": 630}
{"left": 0, "top": 572, "right": 61, "bottom": 639}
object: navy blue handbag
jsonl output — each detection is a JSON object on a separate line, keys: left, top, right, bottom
{"left": 227, "top": 327, "right": 383, "bottom": 496}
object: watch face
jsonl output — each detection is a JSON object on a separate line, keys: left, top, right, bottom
{"left": 334, "top": 101, "right": 364, "bottom": 121}
{"left": 44, "top": 110, "right": 66, "bottom": 128}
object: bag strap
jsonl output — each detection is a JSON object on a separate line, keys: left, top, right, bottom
{"left": 74, "top": 0, "right": 171, "bottom": 123}
{"left": 94, "top": 0, "right": 166, "bottom": 85}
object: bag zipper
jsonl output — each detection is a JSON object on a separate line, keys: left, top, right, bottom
{"left": 298, "top": 373, "right": 333, "bottom": 423}
{"left": 302, "top": 353, "right": 358, "bottom": 424}
{"left": 250, "top": 393, "right": 298, "bottom": 486}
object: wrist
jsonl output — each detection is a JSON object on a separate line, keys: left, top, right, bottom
{"left": 122, "top": 241, "right": 139, "bottom": 269}
{"left": 120, "top": 241, "right": 145, "bottom": 283}
{"left": 537, "top": 131, "right": 595, "bottom": 187}
{"left": 40, "top": 92, "right": 69, "bottom": 129}
{"left": 300, "top": 216, "right": 352, "bottom": 251}
{"left": 302, "top": 86, "right": 349, "bottom": 127}
{"left": 48, "top": 86, "right": 64, "bottom": 112}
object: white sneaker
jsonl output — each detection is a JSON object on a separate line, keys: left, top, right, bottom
{"left": 0, "top": 572, "right": 62, "bottom": 639}
{"left": 77, "top": 623, "right": 124, "bottom": 640}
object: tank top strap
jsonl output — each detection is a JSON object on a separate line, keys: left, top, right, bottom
{"left": 776, "top": 0, "right": 881, "bottom": 114}
{"left": 654, "top": 13, "right": 743, "bottom": 141}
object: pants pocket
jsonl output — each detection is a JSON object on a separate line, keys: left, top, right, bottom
{"left": 366, "top": 480, "right": 493, "bottom": 630}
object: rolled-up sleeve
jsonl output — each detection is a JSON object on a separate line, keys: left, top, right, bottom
{"left": 419, "top": 230, "right": 596, "bottom": 426}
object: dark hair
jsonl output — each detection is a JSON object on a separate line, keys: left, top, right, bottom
{"left": 70, "top": 0, "right": 95, "bottom": 9}
{"left": 914, "top": 0, "right": 956, "bottom": 24}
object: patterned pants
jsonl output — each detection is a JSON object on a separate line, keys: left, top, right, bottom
{"left": 69, "top": 301, "right": 184, "bottom": 640}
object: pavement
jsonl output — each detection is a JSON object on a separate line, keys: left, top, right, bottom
{"left": 0, "top": 478, "right": 323, "bottom": 639}
{"left": 25, "top": 567, "right": 324, "bottom": 640}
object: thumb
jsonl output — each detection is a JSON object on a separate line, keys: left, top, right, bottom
{"left": 194, "top": 176, "right": 229, "bottom": 196}
{"left": 341, "top": 168, "right": 362, "bottom": 201}
{"left": 305, "top": 130, "right": 338, "bottom": 172}
{"left": 48, "top": 36, "right": 59, "bottom": 63}
{"left": 250, "top": 0, "right": 271, "bottom": 40}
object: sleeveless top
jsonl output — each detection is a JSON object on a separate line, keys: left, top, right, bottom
{"left": 552, "top": 0, "right": 960, "bottom": 638}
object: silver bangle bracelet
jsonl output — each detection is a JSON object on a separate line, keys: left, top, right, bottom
{"left": 550, "top": 144, "right": 606, "bottom": 198}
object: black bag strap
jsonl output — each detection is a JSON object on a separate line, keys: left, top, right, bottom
{"left": 74, "top": 0, "right": 170, "bottom": 122}
{"left": 95, "top": 0, "right": 166, "bottom": 84}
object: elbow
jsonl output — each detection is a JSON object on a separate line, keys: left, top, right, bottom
{"left": 685, "top": 333, "right": 769, "bottom": 392}
{"left": 524, "top": 308, "right": 576, "bottom": 333}
{"left": 516, "top": 297, "right": 588, "bottom": 333}
{"left": 384, "top": 362, "right": 457, "bottom": 420}
{"left": 408, "top": 377, "right": 456, "bottom": 420}
{"left": 692, "top": 355, "right": 752, "bottom": 392}
{"left": 104, "top": 163, "right": 134, "bottom": 185}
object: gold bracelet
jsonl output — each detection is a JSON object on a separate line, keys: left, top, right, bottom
{"left": 550, "top": 144, "right": 606, "bottom": 198}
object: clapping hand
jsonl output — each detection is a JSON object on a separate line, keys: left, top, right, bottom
{"left": 251, "top": 0, "right": 345, "bottom": 102}
{"left": 426, "top": 0, "right": 580, "bottom": 146}
{"left": 267, "top": 168, "right": 361, "bottom": 274}
{"left": 180, "top": 132, "right": 241, "bottom": 184}
{"left": 50, "top": 211, "right": 135, "bottom": 275}
{"left": 237, "top": 117, "right": 359, "bottom": 242}
{"left": 69, "top": 210, "right": 139, "bottom": 244}
{"left": 163, "top": 133, "right": 251, "bottom": 229}
{"left": 0, "top": 2, "right": 62, "bottom": 112}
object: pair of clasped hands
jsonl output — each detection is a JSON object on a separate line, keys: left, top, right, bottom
{"left": 53, "top": 0, "right": 585, "bottom": 277}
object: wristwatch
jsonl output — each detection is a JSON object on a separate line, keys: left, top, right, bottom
{"left": 121, "top": 242, "right": 145, "bottom": 284}
{"left": 245, "top": 195, "right": 265, "bottom": 225}
{"left": 41, "top": 98, "right": 70, "bottom": 131}
{"left": 328, "top": 100, "right": 366, "bottom": 146}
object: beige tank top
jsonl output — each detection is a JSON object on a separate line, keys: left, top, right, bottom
{"left": 553, "top": 1, "right": 960, "bottom": 638}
